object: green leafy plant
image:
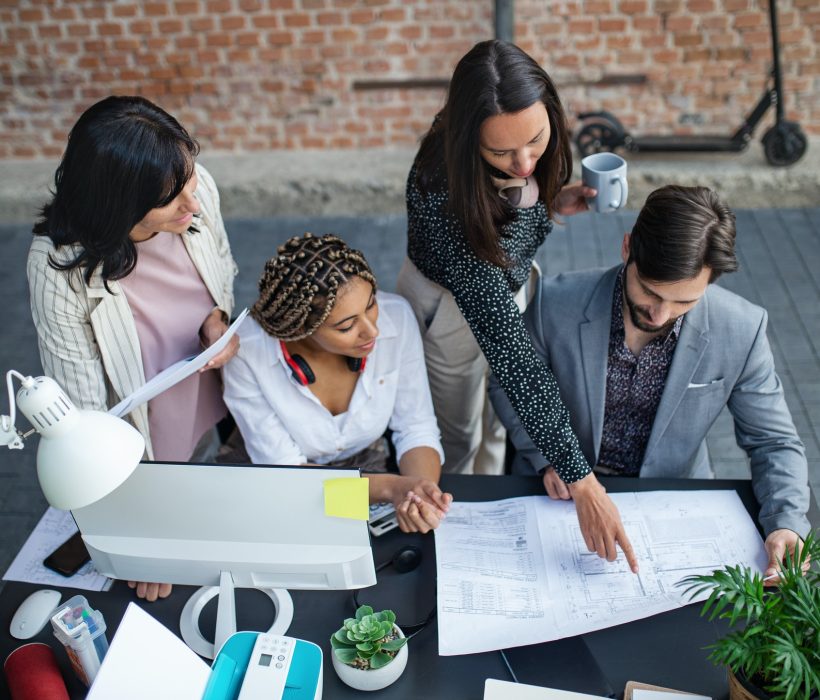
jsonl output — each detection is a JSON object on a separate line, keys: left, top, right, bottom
{"left": 680, "top": 531, "right": 820, "bottom": 700}
{"left": 330, "top": 605, "right": 408, "bottom": 670}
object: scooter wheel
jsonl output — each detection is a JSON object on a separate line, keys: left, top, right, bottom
{"left": 762, "top": 121, "right": 808, "bottom": 167}
{"left": 575, "top": 120, "right": 624, "bottom": 157}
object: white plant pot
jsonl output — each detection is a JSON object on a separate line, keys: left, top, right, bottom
{"left": 331, "top": 625, "right": 408, "bottom": 692}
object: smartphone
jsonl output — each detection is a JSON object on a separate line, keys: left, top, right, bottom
{"left": 368, "top": 502, "right": 399, "bottom": 537}
{"left": 43, "top": 531, "right": 91, "bottom": 577}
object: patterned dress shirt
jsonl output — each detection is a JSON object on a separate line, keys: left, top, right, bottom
{"left": 597, "top": 270, "right": 683, "bottom": 475}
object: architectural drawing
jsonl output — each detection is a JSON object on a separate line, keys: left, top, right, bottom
{"left": 435, "top": 491, "right": 767, "bottom": 655}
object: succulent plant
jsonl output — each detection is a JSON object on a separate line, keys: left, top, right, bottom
{"left": 330, "top": 605, "right": 408, "bottom": 670}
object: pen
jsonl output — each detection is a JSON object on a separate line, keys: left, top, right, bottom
{"left": 81, "top": 609, "right": 108, "bottom": 664}
{"left": 762, "top": 571, "right": 784, "bottom": 582}
{"left": 57, "top": 609, "right": 100, "bottom": 686}
{"left": 75, "top": 619, "right": 101, "bottom": 683}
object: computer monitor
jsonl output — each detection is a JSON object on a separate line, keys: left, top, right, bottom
{"left": 72, "top": 461, "right": 376, "bottom": 658}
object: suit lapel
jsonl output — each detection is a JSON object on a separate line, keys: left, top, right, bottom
{"left": 182, "top": 231, "right": 222, "bottom": 307}
{"left": 580, "top": 267, "right": 620, "bottom": 463}
{"left": 644, "top": 293, "right": 710, "bottom": 460}
{"left": 183, "top": 178, "right": 230, "bottom": 310}
{"left": 86, "top": 271, "right": 153, "bottom": 457}
{"left": 86, "top": 274, "right": 144, "bottom": 400}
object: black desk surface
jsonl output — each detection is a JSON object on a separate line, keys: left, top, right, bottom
{"left": 0, "top": 475, "right": 801, "bottom": 699}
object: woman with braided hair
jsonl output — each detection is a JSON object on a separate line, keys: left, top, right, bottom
{"left": 223, "top": 233, "right": 452, "bottom": 533}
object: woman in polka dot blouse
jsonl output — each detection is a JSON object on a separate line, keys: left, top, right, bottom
{"left": 396, "top": 40, "right": 638, "bottom": 571}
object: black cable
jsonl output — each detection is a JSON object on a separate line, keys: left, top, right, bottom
{"left": 353, "top": 586, "right": 436, "bottom": 639}
{"left": 351, "top": 545, "right": 435, "bottom": 638}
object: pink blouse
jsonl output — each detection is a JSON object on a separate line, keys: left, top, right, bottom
{"left": 120, "top": 232, "right": 226, "bottom": 461}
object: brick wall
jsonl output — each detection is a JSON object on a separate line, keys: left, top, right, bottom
{"left": 517, "top": 0, "right": 820, "bottom": 137}
{"left": 1, "top": 0, "right": 818, "bottom": 160}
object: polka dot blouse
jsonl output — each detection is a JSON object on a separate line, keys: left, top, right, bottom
{"left": 405, "top": 165, "right": 591, "bottom": 484}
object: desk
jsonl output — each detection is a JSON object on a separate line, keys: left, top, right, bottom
{"left": 0, "top": 475, "right": 812, "bottom": 700}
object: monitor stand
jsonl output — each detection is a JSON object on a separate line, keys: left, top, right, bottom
{"left": 179, "top": 571, "right": 294, "bottom": 659}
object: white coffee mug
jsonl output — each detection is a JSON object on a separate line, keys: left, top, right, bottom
{"left": 581, "top": 152, "right": 628, "bottom": 213}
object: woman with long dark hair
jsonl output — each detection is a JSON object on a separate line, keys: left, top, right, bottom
{"left": 398, "top": 41, "right": 637, "bottom": 570}
{"left": 28, "top": 96, "right": 239, "bottom": 599}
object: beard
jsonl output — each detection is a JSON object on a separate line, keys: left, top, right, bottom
{"left": 623, "top": 285, "right": 680, "bottom": 335}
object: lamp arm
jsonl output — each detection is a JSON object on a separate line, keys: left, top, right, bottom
{"left": 1, "top": 370, "right": 31, "bottom": 449}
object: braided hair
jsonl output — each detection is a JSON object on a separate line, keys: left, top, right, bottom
{"left": 252, "top": 233, "right": 377, "bottom": 341}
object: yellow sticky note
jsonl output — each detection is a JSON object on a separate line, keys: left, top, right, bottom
{"left": 324, "top": 477, "right": 370, "bottom": 520}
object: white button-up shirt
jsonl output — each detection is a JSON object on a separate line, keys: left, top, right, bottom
{"left": 223, "top": 291, "right": 444, "bottom": 467}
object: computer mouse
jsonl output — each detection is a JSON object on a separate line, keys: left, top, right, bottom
{"left": 9, "top": 589, "right": 61, "bottom": 640}
{"left": 392, "top": 545, "right": 422, "bottom": 574}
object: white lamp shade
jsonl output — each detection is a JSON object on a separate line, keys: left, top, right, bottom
{"left": 37, "top": 409, "right": 145, "bottom": 510}
{"left": 16, "top": 377, "right": 145, "bottom": 510}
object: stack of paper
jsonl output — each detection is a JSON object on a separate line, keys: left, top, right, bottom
{"left": 87, "top": 604, "right": 209, "bottom": 700}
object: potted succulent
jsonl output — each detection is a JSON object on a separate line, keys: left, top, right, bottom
{"left": 330, "top": 605, "right": 408, "bottom": 691}
{"left": 680, "top": 531, "right": 820, "bottom": 700}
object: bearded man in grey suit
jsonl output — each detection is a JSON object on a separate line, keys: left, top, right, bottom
{"left": 490, "top": 185, "right": 811, "bottom": 580}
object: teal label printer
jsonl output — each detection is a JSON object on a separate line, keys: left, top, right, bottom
{"left": 202, "top": 632, "right": 323, "bottom": 700}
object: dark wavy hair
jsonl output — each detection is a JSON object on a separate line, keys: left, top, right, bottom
{"left": 630, "top": 185, "right": 738, "bottom": 283}
{"left": 414, "top": 40, "right": 573, "bottom": 267}
{"left": 33, "top": 95, "right": 200, "bottom": 286}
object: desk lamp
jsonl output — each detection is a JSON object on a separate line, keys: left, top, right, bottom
{"left": 0, "top": 370, "right": 145, "bottom": 510}
{"left": 3, "top": 369, "right": 375, "bottom": 661}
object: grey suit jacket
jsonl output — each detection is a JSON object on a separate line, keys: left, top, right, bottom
{"left": 490, "top": 265, "right": 810, "bottom": 537}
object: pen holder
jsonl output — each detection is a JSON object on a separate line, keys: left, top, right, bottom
{"left": 50, "top": 595, "right": 108, "bottom": 687}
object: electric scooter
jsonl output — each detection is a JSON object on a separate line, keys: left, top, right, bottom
{"left": 574, "top": 0, "right": 808, "bottom": 167}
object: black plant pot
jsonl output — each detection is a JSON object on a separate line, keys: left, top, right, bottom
{"left": 729, "top": 669, "right": 770, "bottom": 700}
{"left": 730, "top": 668, "right": 820, "bottom": 700}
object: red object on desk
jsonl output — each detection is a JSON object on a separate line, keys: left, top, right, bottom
{"left": 4, "top": 643, "right": 69, "bottom": 700}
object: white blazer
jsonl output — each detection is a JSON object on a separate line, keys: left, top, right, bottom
{"left": 27, "top": 165, "right": 237, "bottom": 459}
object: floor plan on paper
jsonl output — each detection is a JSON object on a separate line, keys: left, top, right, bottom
{"left": 434, "top": 491, "right": 767, "bottom": 655}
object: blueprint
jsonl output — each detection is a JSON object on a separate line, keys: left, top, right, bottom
{"left": 435, "top": 498, "right": 553, "bottom": 654}
{"left": 435, "top": 491, "right": 767, "bottom": 656}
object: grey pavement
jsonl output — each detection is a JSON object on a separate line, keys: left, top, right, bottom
{"left": 2, "top": 138, "right": 820, "bottom": 224}
{"left": 0, "top": 208, "right": 818, "bottom": 586}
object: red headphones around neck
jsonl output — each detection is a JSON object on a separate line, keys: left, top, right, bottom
{"left": 279, "top": 340, "right": 366, "bottom": 386}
